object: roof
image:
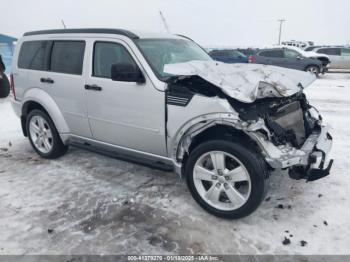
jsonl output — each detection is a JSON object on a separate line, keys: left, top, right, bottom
{"left": 23, "top": 28, "right": 186, "bottom": 40}
{"left": 0, "top": 34, "right": 17, "bottom": 44}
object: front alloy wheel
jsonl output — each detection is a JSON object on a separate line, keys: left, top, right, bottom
{"left": 193, "top": 151, "right": 251, "bottom": 211}
{"left": 306, "top": 65, "right": 320, "bottom": 76}
{"left": 186, "top": 140, "right": 267, "bottom": 219}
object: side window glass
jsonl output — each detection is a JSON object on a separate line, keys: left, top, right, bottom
{"left": 259, "top": 50, "right": 283, "bottom": 58}
{"left": 318, "top": 48, "right": 340, "bottom": 56}
{"left": 259, "top": 51, "right": 271, "bottom": 57}
{"left": 284, "top": 49, "right": 300, "bottom": 58}
{"left": 50, "top": 41, "right": 85, "bottom": 75}
{"left": 18, "top": 41, "right": 50, "bottom": 70}
{"left": 341, "top": 48, "right": 350, "bottom": 56}
{"left": 93, "top": 42, "right": 137, "bottom": 79}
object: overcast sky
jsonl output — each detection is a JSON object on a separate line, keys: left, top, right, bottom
{"left": 1, "top": 0, "right": 350, "bottom": 47}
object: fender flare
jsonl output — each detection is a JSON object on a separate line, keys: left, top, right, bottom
{"left": 169, "top": 112, "right": 268, "bottom": 163}
{"left": 21, "top": 88, "right": 70, "bottom": 136}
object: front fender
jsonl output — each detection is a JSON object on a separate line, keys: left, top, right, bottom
{"left": 169, "top": 112, "right": 266, "bottom": 162}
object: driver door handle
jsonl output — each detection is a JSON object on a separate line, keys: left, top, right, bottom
{"left": 40, "top": 77, "right": 54, "bottom": 84}
{"left": 85, "top": 84, "right": 102, "bottom": 91}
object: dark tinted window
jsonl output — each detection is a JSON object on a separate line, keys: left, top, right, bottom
{"left": 50, "top": 41, "right": 85, "bottom": 75}
{"left": 341, "top": 48, "right": 350, "bottom": 56}
{"left": 18, "top": 41, "right": 50, "bottom": 70}
{"left": 284, "top": 49, "right": 300, "bottom": 58}
{"left": 317, "top": 48, "right": 340, "bottom": 56}
{"left": 210, "top": 51, "right": 227, "bottom": 57}
{"left": 259, "top": 50, "right": 284, "bottom": 58}
{"left": 93, "top": 42, "right": 137, "bottom": 78}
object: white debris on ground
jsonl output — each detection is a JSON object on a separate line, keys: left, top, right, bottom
{"left": 0, "top": 73, "right": 349, "bottom": 255}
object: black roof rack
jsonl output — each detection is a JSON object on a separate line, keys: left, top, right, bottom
{"left": 23, "top": 28, "right": 139, "bottom": 39}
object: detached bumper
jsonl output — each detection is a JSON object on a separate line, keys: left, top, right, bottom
{"left": 264, "top": 125, "right": 333, "bottom": 174}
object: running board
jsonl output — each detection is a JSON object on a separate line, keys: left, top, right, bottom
{"left": 70, "top": 141, "right": 174, "bottom": 172}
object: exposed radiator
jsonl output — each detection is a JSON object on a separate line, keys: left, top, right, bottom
{"left": 270, "top": 101, "right": 306, "bottom": 146}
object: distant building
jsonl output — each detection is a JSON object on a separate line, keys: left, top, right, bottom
{"left": 0, "top": 33, "right": 17, "bottom": 74}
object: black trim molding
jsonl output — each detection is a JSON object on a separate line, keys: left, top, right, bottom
{"left": 23, "top": 28, "right": 139, "bottom": 39}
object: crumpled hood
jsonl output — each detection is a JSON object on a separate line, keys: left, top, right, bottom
{"left": 303, "top": 51, "right": 329, "bottom": 59}
{"left": 164, "top": 61, "right": 316, "bottom": 103}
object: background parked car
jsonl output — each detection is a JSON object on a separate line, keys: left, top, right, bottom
{"left": 282, "top": 40, "right": 314, "bottom": 50}
{"left": 252, "top": 47, "right": 324, "bottom": 75}
{"left": 0, "top": 54, "right": 10, "bottom": 98}
{"left": 277, "top": 46, "right": 331, "bottom": 71}
{"left": 304, "top": 45, "right": 329, "bottom": 51}
{"left": 209, "top": 49, "right": 248, "bottom": 63}
{"left": 315, "top": 47, "right": 350, "bottom": 69}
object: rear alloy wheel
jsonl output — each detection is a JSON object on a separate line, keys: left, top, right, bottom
{"left": 26, "top": 109, "right": 68, "bottom": 159}
{"left": 306, "top": 65, "right": 320, "bottom": 76}
{"left": 186, "top": 140, "right": 267, "bottom": 219}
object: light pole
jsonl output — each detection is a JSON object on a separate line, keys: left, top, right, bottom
{"left": 277, "top": 19, "right": 286, "bottom": 45}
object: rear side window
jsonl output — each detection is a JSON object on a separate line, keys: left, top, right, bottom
{"left": 317, "top": 48, "right": 340, "bottom": 56}
{"left": 18, "top": 41, "right": 50, "bottom": 70}
{"left": 50, "top": 41, "right": 85, "bottom": 75}
{"left": 259, "top": 50, "right": 283, "bottom": 58}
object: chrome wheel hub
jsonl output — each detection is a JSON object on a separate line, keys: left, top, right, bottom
{"left": 29, "top": 115, "right": 53, "bottom": 154}
{"left": 193, "top": 151, "right": 251, "bottom": 211}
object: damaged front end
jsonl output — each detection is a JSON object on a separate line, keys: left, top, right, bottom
{"left": 165, "top": 61, "right": 333, "bottom": 181}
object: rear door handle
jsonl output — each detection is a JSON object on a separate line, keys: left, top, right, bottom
{"left": 85, "top": 84, "right": 102, "bottom": 91}
{"left": 40, "top": 77, "right": 54, "bottom": 84}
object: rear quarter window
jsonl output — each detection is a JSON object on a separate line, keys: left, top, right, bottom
{"left": 50, "top": 41, "right": 85, "bottom": 75}
{"left": 18, "top": 41, "right": 51, "bottom": 70}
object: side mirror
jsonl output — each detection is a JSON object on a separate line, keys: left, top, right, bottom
{"left": 296, "top": 56, "right": 303, "bottom": 60}
{"left": 111, "top": 63, "right": 145, "bottom": 83}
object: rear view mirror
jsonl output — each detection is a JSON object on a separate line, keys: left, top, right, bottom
{"left": 111, "top": 63, "right": 145, "bottom": 83}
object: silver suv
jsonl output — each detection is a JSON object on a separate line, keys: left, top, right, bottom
{"left": 10, "top": 29, "right": 333, "bottom": 219}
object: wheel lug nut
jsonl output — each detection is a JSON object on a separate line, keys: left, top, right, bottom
{"left": 224, "top": 183, "right": 228, "bottom": 189}
{"left": 216, "top": 182, "right": 221, "bottom": 187}
{"left": 225, "top": 176, "right": 230, "bottom": 180}
{"left": 212, "top": 175, "right": 218, "bottom": 180}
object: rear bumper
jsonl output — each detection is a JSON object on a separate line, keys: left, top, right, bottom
{"left": 264, "top": 125, "right": 333, "bottom": 172}
{"left": 10, "top": 99, "right": 21, "bottom": 117}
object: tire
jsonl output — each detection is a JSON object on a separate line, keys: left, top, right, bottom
{"left": 26, "top": 109, "right": 68, "bottom": 159}
{"left": 305, "top": 65, "right": 320, "bottom": 76}
{"left": 0, "top": 72, "right": 10, "bottom": 98}
{"left": 185, "top": 140, "right": 268, "bottom": 219}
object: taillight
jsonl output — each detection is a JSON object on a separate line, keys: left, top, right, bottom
{"left": 248, "top": 55, "right": 254, "bottom": 63}
{"left": 10, "top": 74, "right": 16, "bottom": 100}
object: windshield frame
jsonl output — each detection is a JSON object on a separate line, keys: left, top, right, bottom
{"left": 134, "top": 37, "right": 212, "bottom": 81}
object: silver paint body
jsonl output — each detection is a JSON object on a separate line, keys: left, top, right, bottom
{"left": 314, "top": 47, "right": 350, "bottom": 69}
{"left": 11, "top": 32, "right": 332, "bottom": 175}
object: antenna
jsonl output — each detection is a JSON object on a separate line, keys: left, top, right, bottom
{"left": 159, "top": 11, "right": 170, "bottom": 34}
{"left": 61, "top": 19, "right": 67, "bottom": 29}
{"left": 277, "top": 19, "right": 286, "bottom": 45}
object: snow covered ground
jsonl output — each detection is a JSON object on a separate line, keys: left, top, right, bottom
{"left": 0, "top": 73, "right": 349, "bottom": 255}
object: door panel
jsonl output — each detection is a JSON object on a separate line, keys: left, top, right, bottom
{"left": 283, "top": 49, "right": 303, "bottom": 70}
{"left": 85, "top": 39, "right": 167, "bottom": 156}
{"left": 43, "top": 40, "right": 92, "bottom": 138}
